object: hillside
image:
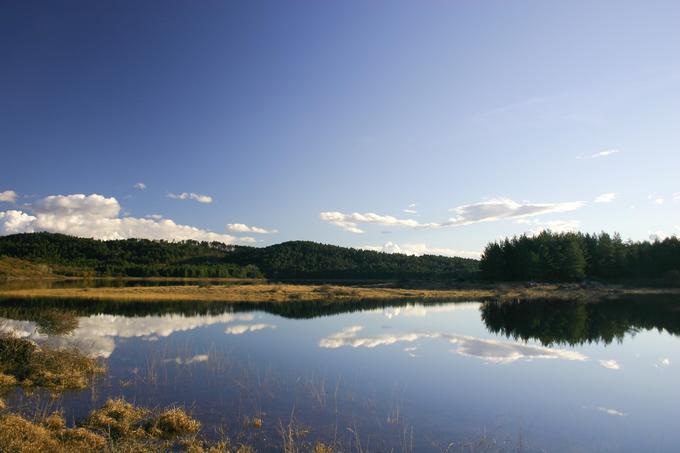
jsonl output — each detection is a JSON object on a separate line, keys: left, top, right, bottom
{"left": 227, "top": 241, "right": 479, "bottom": 280}
{"left": 0, "top": 256, "right": 55, "bottom": 280}
{"left": 0, "top": 233, "right": 479, "bottom": 281}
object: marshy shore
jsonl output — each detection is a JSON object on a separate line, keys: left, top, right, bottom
{"left": 1, "top": 281, "right": 679, "bottom": 304}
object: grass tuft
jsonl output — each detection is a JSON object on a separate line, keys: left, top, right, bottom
{"left": 0, "top": 333, "right": 104, "bottom": 390}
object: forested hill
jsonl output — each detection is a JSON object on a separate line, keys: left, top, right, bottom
{"left": 480, "top": 231, "right": 680, "bottom": 284}
{"left": 0, "top": 233, "right": 479, "bottom": 280}
{"left": 0, "top": 233, "right": 258, "bottom": 278}
{"left": 226, "top": 241, "right": 479, "bottom": 280}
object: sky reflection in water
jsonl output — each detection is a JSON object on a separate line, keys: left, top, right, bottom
{"left": 1, "top": 296, "right": 680, "bottom": 452}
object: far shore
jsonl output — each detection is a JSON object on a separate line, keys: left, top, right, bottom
{"left": 1, "top": 281, "right": 680, "bottom": 304}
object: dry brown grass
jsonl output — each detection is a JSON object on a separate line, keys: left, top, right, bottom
{"left": 0, "top": 333, "right": 104, "bottom": 390}
{"left": 0, "top": 256, "right": 54, "bottom": 280}
{"left": 0, "top": 399, "right": 239, "bottom": 453}
{"left": 1, "top": 282, "right": 676, "bottom": 304}
{"left": 0, "top": 412, "right": 107, "bottom": 453}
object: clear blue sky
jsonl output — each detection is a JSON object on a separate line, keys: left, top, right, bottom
{"left": 1, "top": 1, "right": 679, "bottom": 257}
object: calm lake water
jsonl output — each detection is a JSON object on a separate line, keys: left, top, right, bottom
{"left": 1, "top": 294, "right": 680, "bottom": 452}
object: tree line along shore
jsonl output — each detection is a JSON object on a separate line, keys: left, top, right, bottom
{"left": 0, "top": 231, "right": 679, "bottom": 287}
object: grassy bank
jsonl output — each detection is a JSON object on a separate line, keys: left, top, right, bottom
{"left": 0, "top": 256, "right": 56, "bottom": 280}
{"left": 1, "top": 282, "right": 679, "bottom": 304}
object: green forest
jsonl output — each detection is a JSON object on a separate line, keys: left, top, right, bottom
{"left": 0, "top": 233, "right": 478, "bottom": 280}
{"left": 480, "top": 231, "right": 680, "bottom": 283}
{"left": 2, "top": 231, "right": 679, "bottom": 283}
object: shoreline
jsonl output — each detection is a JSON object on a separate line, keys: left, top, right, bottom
{"left": 2, "top": 282, "right": 680, "bottom": 304}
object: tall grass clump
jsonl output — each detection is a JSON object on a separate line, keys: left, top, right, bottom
{"left": 0, "top": 333, "right": 104, "bottom": 390}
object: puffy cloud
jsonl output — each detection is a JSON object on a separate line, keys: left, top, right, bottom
{"left": 35, "top": 194, "right": 121, "bottom": 217}
{"left": 447, "top": 198, "right": 585, "bottom": 226}
{"left": 599, "top": 359, "right": 621, "bottom": 370}
{"left": 319, "top": 326, "right": 588, "bottom": 364}
{"left": 133, "top": 182, "right": 146, "bottom": 190}
{"left": 167, "top": 192, "right": 213, "bottom": 204}
{"left": 225, "top": 323, "right": 276, "bottom": 335}
{"left": 0, "top": 193, "right": 240, "bottom": 243}
{"left": 0, "top": 190, "right": 18, "bottom": 203}
{"left": 594, "top": 193, "right": 617, "bottom": 203}
{"left": 359, "top": 242, "right": 481, "bottom": 259}
{"left": 0, "top": 210, "right": 37, "bottom": 234}
{"left": 674, "top": 192, "right": 680, "bottom": 201}
{"left": 227, "top": 223, "right": 277, "bottom": 234}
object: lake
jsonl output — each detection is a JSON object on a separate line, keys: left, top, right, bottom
{"left": 1, "top": 294, "right": 679, "bottom": 452}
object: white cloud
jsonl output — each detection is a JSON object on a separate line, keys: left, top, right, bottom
{"left": 0, "top": 210, "right": 37, "bottom": 234}
{"left": 649, "top": 231, "right": 669, "bottom": 242}
{"left": 319, "top": 326, "right": 588, "bottom": 364}
{"left": 516, "top": 219, "right": 581, "bottom": 236}
{"left": 0, "top": 190, "right": 17, "bottom": 203}
{"left": 133, "top": 182, "right": 146, "bottom": 190}
{"left": 403, "top": 203, "right": 417, "bottom": 214}
{"left": 322, "top": 198, "right": 584, "bottom": 233}
{"left": 164, "top": 354, "right": 209, "bottom": 365}
{"left": 145, "top": 214, "right": 164, "bottom": 220}
{"left": 36, "top": 193, "right": 121, "bottom": 217}
{"left": 447, "top": 198, "right": 585, "bottom": 226}
{"left": 648, "top": 194, "right": 664, "bottom": 205}
{"left": 0, "top": 312, "right": 256, "bottom": 358}
{"left": 674, "top": 192, "right": 680, "bottom": 201}
{"left": 594, "top": 193, "right": 617, "bottom": 203}
{"left": 167, "top": 192, "right": 213, "bottom": 204}
{"left": 319, "top": 211, "right": 437, "bottom": 234}
{"left": 225, "top": 323, "right": 276, "bottom": 335}
{"left": 599, "top": 359, "right": 621, "bottom": 370}
{"left": 0, "top": 193, "right": 240, "bottom": 243}
{"left": 588, "top": 149, "right": 621, "bottom": 159}
{"left": 381, "top": 302, "right": 481, "bottom": 319}
{"left": 595, "top": 406, "right": 627, "bottom": 417}
{"left": 359, "top": 242, "right": 481, "bottom": 259}
{"left": 227, "top": 223, "right": 277, "bottom": 234}
{"left": 655, "top": 358, "right": 671, "bottom": 368}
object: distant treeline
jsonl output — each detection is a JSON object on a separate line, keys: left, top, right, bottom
{"left": 227, "top": 241, "right": 479, "bottom": 280}
{"left": 0, "top": 233, "right": 261, "bottom": 278}
{"left": 4, "top": 231, "right": 678, "bottom": 283}
{"left": 480, "top": 231, "right": 680, "bottom": 283}
{"left": 0, "top": 233, "right": 478, "bottom": 280}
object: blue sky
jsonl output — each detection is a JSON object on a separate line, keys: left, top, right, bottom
{"left": 1, "top": 1, "right": 679, "bottom": 257}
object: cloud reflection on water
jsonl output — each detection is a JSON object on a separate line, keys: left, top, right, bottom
{"left": 320, "top": 325, "right": 588, "bottom": 364}
{"left": 0, "top": 312, "right": 266, "bottom": 358}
